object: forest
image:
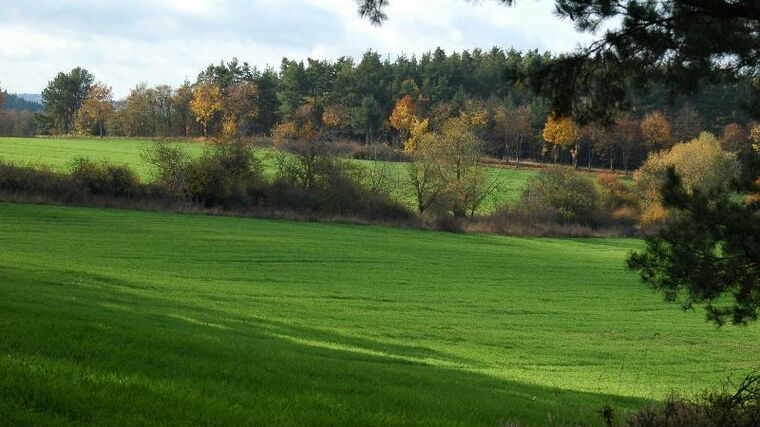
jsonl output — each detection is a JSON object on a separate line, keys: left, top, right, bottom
{"left": 1, "top": 47, "right": 755, "bottom": 173}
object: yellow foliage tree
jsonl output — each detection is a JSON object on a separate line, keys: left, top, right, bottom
{"left": 190, "top": 83, "right": 223, "bottom": 137}
{"left": 640, "top": 111, "right": 672, "bottom": 150}
{"left": 221, "top": 113, "right": 238, "bottom": 138}
{"left": 542, "top": 115, "right": 580, "bottom": 165}
{"left": 634, "top": 132, "right": 740, "bottom": 224}
{"left": 459, "top": 109, "right": 488, "bottom": 130}
{"left": 389, "top": 94, "right": 417, "bottom": 143}
{"left": 404, "top": 118, "right": 429, "bottom": 153}
{"left": 751, "top": 124, "right": 760, "bottom": 155}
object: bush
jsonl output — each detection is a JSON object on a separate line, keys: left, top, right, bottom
{"left": 267, "top": 160, "right": 412, "bottom": 220}
{"left": 140, "top": 141, "right": 189, "bottom": 197}
{"left": 596, "top": 172, "right": 639, "bottom": 224}
{"left": 184, "top": 142, "right": 264, "bottom": 208}
{"left": 0, "top": 160, "right": 71, "bottom": 195}
{"left": 70, "top": 157, "right": 140, "bottom": 198}
{"left": 518, "top": 166, "right": 602, "bottom": 225}
{"left": 618, "top": 373, "right": 760, "bottom": 427}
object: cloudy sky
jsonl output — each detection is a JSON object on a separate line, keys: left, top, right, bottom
{"left": 0, "top": 0, "right": 592, "bottom": 98}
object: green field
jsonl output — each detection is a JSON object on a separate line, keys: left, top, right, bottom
{"left": 1, "top": 202, "right": 759, "bottom": 425}
{"left": 0, "top": 137, "right": 536, "bottom": 212}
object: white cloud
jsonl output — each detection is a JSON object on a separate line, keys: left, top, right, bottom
{"left": 0, "top": 0, "right": 592, "bottom": 98}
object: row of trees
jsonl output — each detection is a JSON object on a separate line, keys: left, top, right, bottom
{"left": 17, "top": 46, "right": 751, "bottom": 170}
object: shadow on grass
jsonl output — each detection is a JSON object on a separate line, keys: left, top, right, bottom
{"left": 0, "top": 266, "right": 648, "bottom": 426}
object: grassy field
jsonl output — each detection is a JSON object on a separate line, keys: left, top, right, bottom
{"left": 1, "top": 202, "right": 759, "bottom": 425}
{"left": 0, "top": 137, "right": 536, "bottom": 212}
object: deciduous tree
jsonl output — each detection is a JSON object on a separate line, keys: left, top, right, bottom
{"left": 634, "top": 132, "right": 740, "bottom": 223}
{"left": 190, "top": 83, "right": 223, "bottom": 137}
{"left": 542, "top": 115, "right": 580, "bottom": 166}
{"left": 74, "top": 82, "right": 113, "bottom": 138}
{"left": 640, "top": 111, "right": 672, "bottom": 151}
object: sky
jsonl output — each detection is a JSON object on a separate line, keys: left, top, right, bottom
{"left": 0, "top": 0, "right": 593, "bottom": 98}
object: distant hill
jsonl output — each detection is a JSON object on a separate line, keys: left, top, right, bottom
{"left": 2, "top": 92, "right": 44, "bottom": 112}
{"left": 17, "top": 93, "right": 42, "bottom": 104}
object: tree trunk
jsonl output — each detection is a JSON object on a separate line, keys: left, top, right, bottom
{"left": 516, "top": 135, "right": 521, "bottom": 166}
{"left": 573, "top": 142, "right": 579, "bottom": 169}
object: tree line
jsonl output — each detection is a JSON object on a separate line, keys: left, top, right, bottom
{"left": 1, "top": 46, "right": 754, "bottom": 171}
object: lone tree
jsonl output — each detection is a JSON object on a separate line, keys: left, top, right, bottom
{"left": 356, "top": 0, "right": 760, "bottom": 124}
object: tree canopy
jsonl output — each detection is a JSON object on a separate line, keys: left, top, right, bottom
{"left": 356, "top": 0, "right": 760, "bottom": 122}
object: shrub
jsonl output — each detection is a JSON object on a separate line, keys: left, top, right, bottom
{"left": 0, "top": 160, "right": 71, "bottom": 195}
{"left": 70, "top": 157, "right": 140, "bottom": 198}
{"left": 518, "top": 166, "right": 601, "bottom": 225}
{"left": 140, "top": 141, "right": 189, "bottom": 197}
{"left": 596, "top": 172, "right": 639, "bottom": 224}
{"left": 184, "top": 142, "right": 263, "bottom": 208}
{"left": 620, "top": 373, "right": 760, "bottom": 427}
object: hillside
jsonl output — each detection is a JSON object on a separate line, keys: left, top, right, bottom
{"left": 1, "top": 93, "right": 44, "bottom": 112}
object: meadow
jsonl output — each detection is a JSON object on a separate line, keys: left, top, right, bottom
{"left": 1, "top": 202, "right": 759, "bottom": 425}
{"left": 0, "top": 137, "right": 536, "bottom": 213}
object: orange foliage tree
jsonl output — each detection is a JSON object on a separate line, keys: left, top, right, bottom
{"left": 389, "top": 94, "right": 417, "bottom": 142}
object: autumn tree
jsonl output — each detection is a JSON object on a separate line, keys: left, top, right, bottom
{"left": 389, "top": 94, "right": 416, "bottom": 144}
{"left": 321, "top": 104, "right": 352, "bottom": 138}
{"left": 542, "top": 115, "right": 580, "bottom": 166}
{"left": 634, "top": 132, "right": 740, "bottom": 223}
{"left": 640, "top": 111, "right": 672, "bottom": 151}
{"left": 752, "top": 125, "right": 760, "bottom": 155}
{"left": 271, "top": 99, "right": 333, "bottom": 190}
{"left": 223, "top": 81, "right": 259, "bottom": 137}
{"left": 404, "top": 115, "right": 495, "bottom": 217}
{"left": 74, "top": 82, "right": 114, "bottom": 138}
{"left": 407, "top": 132, "right": 446, "bottom": 214}
{"left": 720, "top": 123, "right": 749, "bottom": 154}
{"left": 190, "top": 83, "right": 223, "bottom": 137}
{"left": 437, "top": 116, "right": 495, "bottom": 217}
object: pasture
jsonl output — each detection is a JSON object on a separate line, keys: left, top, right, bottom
{"left": 0, "top": 137, "right": 536, "bottom": 212}
{"left": 1, "top": 202, "right": 759, "bottom": 425}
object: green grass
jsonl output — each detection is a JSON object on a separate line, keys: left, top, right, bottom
{"left": 0, "top": 137, "right": 206, "bottom": 178}
{"left": 0, "top": 137, "right": 536, "bottom": 212}
{"left": 1, "top": 202, "right": 759, "bottom": 425}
